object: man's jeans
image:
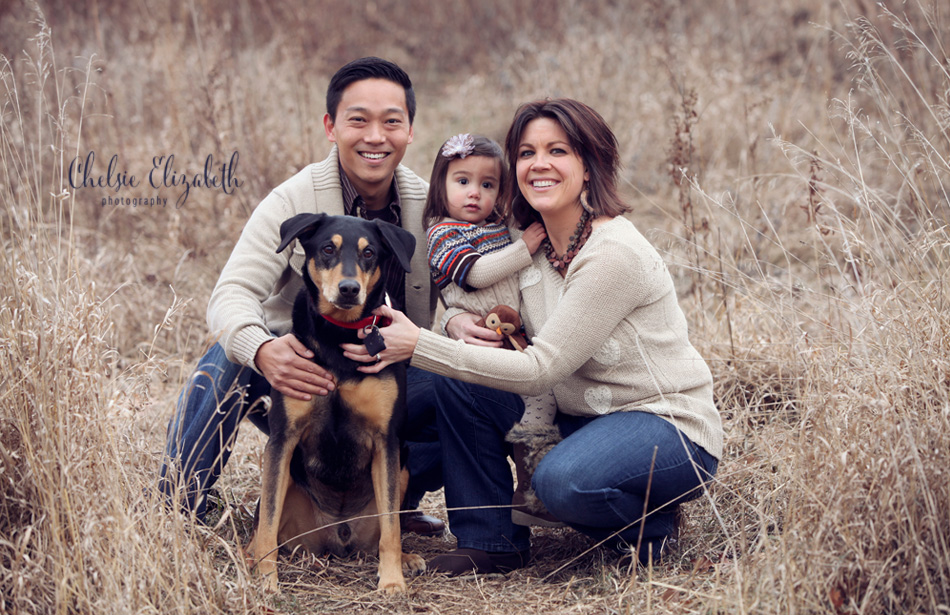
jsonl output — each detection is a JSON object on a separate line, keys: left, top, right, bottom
{"left": 158, "top": 342, "right": 442, "bottom": 520}
{"left": 432, "top": 376, "right": 718, "bottom": 556}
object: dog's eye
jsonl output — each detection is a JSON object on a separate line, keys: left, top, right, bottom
{"left": 321, "top": 245, "right": 335, "bottom": 256}
{"left": 362, "top": 247, "right": 375, "bottom": 259}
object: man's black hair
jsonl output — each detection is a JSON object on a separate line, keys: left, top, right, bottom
{"left": 326, "top": 57, "right": 416, "bottom": 125}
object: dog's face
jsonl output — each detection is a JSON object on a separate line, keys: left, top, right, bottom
{"left": 276, "top": 213, "right": 415, "bottom": 322}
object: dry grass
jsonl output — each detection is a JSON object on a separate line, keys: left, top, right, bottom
{"left": 1, "top": 0, "right": 949, "bottom": 613}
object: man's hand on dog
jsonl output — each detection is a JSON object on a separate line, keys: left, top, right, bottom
{"left": 256, "top": 334, "right": 336, "bottom": 399}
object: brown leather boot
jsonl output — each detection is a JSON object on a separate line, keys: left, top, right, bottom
{"left": 507, "top": 424, "right": 565, "bottom": 527}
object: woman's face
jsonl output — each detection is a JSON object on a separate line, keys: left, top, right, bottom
{"left": 515, "top": 117, "right": 588, "bottom": 219}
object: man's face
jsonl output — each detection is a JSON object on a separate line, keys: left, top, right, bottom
{"left": 324, "top": 78, "right": 414, "bottom": 202}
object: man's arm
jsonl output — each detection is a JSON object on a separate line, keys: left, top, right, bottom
{"left": 205, "top": 172, "right": 337, "bottom": 398}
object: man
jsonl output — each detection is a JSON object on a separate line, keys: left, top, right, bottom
{"left": 159, "top": 57, "right": 444, "bottom": 536}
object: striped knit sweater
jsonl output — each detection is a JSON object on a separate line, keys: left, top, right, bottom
{"left": 426, "top": 219, "right": 533, "bottom": 317}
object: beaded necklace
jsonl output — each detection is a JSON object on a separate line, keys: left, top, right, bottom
{"left": 543, "top": 209, "right": 593, "bottom": 274}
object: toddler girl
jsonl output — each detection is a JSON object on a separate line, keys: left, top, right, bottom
{"left": 423, "top": 134, "right": 562, "bottom": 526}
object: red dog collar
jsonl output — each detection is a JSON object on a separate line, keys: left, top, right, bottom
{"left": 322, "top": 312, "right": 392, "bottom": 330}
{"left": 321, "top": 293, "right": 392, "bottom": 330}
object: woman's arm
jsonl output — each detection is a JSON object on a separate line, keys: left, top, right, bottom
{"left": 345, "top": 231, "right": 667, "bottom": 395}
{"left": 465, "top": 222, "right": 547, "bottom": 288}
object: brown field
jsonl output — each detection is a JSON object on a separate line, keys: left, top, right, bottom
{"left": 2, "top": 0, "right": 949, "bottom": 613}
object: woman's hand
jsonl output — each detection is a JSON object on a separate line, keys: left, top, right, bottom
{"left": 340, "top": 305, "right": 421, "bottom": 374}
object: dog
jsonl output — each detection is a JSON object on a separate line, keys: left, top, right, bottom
{"left": 247, "top": 212, "right": 425, "bottom": 594}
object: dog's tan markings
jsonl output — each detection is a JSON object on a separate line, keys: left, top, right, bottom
{"left": 307, "top": 258, "right": 321, "bottom": 284}
{"left": 281, "top": 396, "right": 314, "bottom": 423}
{"left": 252, "top": 431, "right": 303, "bottom": 591}
{"left": 315, "top": 261, "right": 344, "bottom": 301}
{"left": 354, "top": 236, "right": 383, "bottom": 297}
{"left": 396, "top": 467, "right": 426, "bottom": 574}
{"left": 310, "top": 257, "right": 347, "bottom": 318}
{"left": 371, "top": 441, "right": 405, "bottom": 593}
{"left": 337, "top": 376, "right": 408, "bottom": 592}
{"left": 338, "top": 378, "right": 397, "bottom": 433}
{"left": 249, "top": 393, "right": 319, "bottom": 592}
{"left": 364, "top": 267, "right": 381, "bottom": 295}
{"left": 316, "top": 258, "right": 364, "bottom": 321}
{"left": 320, "top": 302, "right": 363, "bottom": 323}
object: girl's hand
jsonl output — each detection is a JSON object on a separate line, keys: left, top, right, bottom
{"left": 521, "top": 222, "right": 547, "bottom": 254}
{"left": 445, "top": 312, "right": 504, "bottom": 347}
{"left": 340, "top": 305, "right": 421, "bottom": 374}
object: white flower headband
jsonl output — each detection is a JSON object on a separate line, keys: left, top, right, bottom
{"left": 441, "top": 133, "right": 475, "bottom": 159}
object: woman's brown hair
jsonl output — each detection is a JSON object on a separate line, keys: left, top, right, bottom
{"left": 503, "top": 98, "right": 630, "bottom": 228}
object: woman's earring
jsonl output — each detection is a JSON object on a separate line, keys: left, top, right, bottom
{"left": 580, "top": 188, "right": 593, "bottom": 214}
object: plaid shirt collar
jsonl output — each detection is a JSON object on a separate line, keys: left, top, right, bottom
{"left": 339, "top": 165, "right": 401, "bottom": 222}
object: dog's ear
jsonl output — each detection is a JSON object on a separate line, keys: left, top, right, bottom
{"left": 276, "top": 213, "right": 327, "bottom": 253}
{"left": 373, "top": 219, "right": 416, "bottom": 273}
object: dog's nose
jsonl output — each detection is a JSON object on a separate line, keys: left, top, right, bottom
{"left": 338, "top": 279, "right": 361, "bottom": 300}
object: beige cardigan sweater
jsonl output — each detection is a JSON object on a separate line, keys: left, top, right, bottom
{"left": 412, "top": 216, "right": 723, "bottom": 460}
{"left": 207, "top": 146, "right": 435, "bottom": 371}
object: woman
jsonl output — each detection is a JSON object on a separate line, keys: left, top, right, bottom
{"left": 344, "top": 98, "right": 723, "bottom": 576}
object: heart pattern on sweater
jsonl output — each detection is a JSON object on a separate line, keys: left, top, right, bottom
{"left": 584, "top": 385, "right": 612, "bottom": 414}
{"left": 593, "top": 338, "right": 621, "bottom": 365}
{"left": 519, "top": 266, "right": 542, "bottom": 288}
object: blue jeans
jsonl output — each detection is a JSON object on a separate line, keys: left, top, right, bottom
{"left": 158, "top": 342, "right": 442, "bottom": 519}
{"left": 432, "top": 376, "right": 718, "bottom": 557}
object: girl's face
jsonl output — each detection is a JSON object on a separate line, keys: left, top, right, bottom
{"left": 444, "top": 155, "right": 501, "bottom": 224}
{"left": 515, "top": 117, "right": 588, "bottom": 220}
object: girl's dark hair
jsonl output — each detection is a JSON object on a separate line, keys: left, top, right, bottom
{"left": 326, "top": 57, "right": 416, "bottom": 124}
{"left": 503, "top": 98, "right": 630, "bottom": 228}
{"left": 423, "top": 136, "right": 507, "bottom": 229}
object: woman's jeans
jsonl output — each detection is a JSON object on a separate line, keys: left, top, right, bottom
{"left": 158, "top": 343, "right": 442, "bottom": 520}
{"left": 432, "top": 375, "right": 718, "bottom": 557}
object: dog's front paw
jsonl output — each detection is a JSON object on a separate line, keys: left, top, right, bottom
{"left": 377, "top": 574, "right": 408, "bottom": 594}
{"left": 248, "top": 542, "right": 280, "bottom": 592}
{"left": 261, "top": 572, "right": 280, "bottom": 593}
{"left": 402, "top": 552, "right": 426, "bottom": 575}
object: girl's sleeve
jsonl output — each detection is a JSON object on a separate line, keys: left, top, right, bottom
{"left": 426, "top": 223, "right": 478, "bottom": 290}
{"left": 427, "top": 223, "right": 531, "bottom": 291}
{"left": 464, "top": 239, "right": 533, "bottom": 289}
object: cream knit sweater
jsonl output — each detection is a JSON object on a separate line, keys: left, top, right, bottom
{"left": 412, "top": 216, "right": 723, "bottom": 460}
{"left": 206, "top": 146, "right": 435, "bottom": 372}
